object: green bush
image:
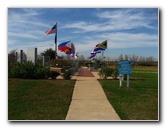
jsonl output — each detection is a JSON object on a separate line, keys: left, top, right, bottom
{"left": 62, "top": 70, "right": 72, "bottom": 80}
{"left": 49, "top": 71, "right": 60, "bottom": 79}
{"left": 98, "top": 67, "right": 118, "bottom": 79}
{"left": 112, "top": 68, "right": 118, "bottom": 80}
{"left": 98, "top": 67, "right": 113, "bottom": 79}
{"left": 8, "top": 61, "right": 50, "bottom": 79}
{"left": 34, "top": 65, "right": 50, "bottom": 79}
{"left": 49, "top": 59, "right": 71, "bottom": 68}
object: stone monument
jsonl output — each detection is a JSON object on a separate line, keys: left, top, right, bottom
{"left": 43, "top": 55, "right": 50, "bottom": 67}
{"left": 26, "top": 48, "right": 37, "bottom": 64}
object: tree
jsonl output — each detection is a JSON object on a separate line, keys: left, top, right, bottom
{"left": 130, "top": 54, "right": 139, "bottom": 62}
{"left": 139, "top": 56, "right": 146, "bottom": 62}
{"left": 8, "top": 49, "right": 17, "bottom": 69}
{"left": 117, "top": 54, "right": 123, "bottom": 61}
{"left": 41, "top": 48, "right": 55, "bottom": 60}
{"left": 124, "top": 54, "right": 129, "bottom": 60}
{"left": 146, "top": 56, "right": 155, "bottom": 62}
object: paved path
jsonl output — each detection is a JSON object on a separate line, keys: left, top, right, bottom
{"left": 65, "top": 67, "right": 120, "bottom": 120}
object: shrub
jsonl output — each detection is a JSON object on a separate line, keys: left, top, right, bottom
{"left": 8, "top": 61, "right": 50, "bottom": 79}
{"left": 62, "top": 70, "right": 72, "bottom": 80}
{"left": 49, "top": 59, "right": 71, "bottom": 68}
{"left": 112, "top": 68, "right": 118, "bottom": 80}
{"left": 49, "top": 71, "right": 60, "bottom": 79}
{"left": 34, "top": 66, "right": 50, "bottom": 79}
{"left": 98, "top": 67, "right": 113, "bottom": 79}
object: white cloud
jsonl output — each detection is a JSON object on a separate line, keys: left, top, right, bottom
{"left": 107, "top": 32, "right": 158, "bottom": 48}
{"left": 8, "top": 39, "right": 17, "bottom": 45}
{"left": 62, "top": 21, "right": 101, "bottom": 32}
{"left": 73, "top": 32, "right": 158, "bottom": 53}
{"left": 8, "top": 8, "right": 50, "bottom": 34}
{"left": 62, "top": 9, "right": 157, "bottom": 33}
{"left": 96, "top": 9, "right": 143, "bottom": 19}
{"left": 97, "top": 9, "right": 158, "bottom": 30}
{"left": 8, "top": 32, "right": 40, "bottom": 39}
{"left": 98, "top": 10, "right": 152, "bottom": 30}
{"left": 8, "top": 39, "right": 53, "bottom": 49}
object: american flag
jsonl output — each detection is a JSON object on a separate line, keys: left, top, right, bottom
{"left": 45, "top": 24, "right": 56, "bottom": 35}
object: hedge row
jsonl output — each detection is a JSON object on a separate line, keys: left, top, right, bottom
{"left": 8, "top": 61, "right": 60, "bottom": 79}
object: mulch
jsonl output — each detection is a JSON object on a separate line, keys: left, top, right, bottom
{"left": 77, "top": 68, "right": 94, "bottom": 77}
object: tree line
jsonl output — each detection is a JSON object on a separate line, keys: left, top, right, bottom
{"left": 8, "top": 49, "right": 158, "bottom": 68}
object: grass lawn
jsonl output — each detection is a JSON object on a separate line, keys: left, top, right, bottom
{"left": 99, "top": 67, "right": 158, "bottom": 120}
{"left": 8, "top": 78, "right": 75, "bottom": 120}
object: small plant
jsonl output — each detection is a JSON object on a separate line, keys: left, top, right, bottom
{"left": 49, "top": 71, "right": 60, "bottom": 80}
{"left": 98, "top": 67, "right": 113, "bottom": 79}
{"left": 112, "top": 68, "right": 118, "bottom": 80}
{"left": 62, "top": 70, "right": 72, "bottom": 80}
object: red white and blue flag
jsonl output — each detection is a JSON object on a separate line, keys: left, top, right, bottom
{"left": 88, "top": 51, "right": 96, "bottom": 59}
{"left": 45, "top": 24, "right": 57, "bottom": 35}
{"left": 58, "top": 41, "right": 77, "bottom": 55}
{"left": 70, "top": 50, "right": 78, "bottom": 59}
{"left": 58, "top": 41, "right": 72, "bottom": 52}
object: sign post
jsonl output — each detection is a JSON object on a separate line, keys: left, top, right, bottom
{"left": 117, "top": 60, "right": 134, "bottom": 87}
{"left": 127, "top": 74, "right": 129, "bottom": 87}
{"left": 119, "top": 74, "right": 123, "bottom": 87}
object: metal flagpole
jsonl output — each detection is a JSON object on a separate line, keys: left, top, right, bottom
{"left": 55, "top": 22, "right": 57, "bottom": 59}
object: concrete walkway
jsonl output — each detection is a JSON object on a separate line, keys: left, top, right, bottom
{"left": 65, "top": 67, "right": 120, "bottom": 121}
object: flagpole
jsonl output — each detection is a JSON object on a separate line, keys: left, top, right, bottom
{"left": 55, "top": 22, "right": 57, "bottom": 59}
{"left": 106, "top": 39, "right": 108, "bottom": 66}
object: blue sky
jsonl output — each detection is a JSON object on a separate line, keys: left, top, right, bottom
{"left": 8, "top": 8, "right": 158, "bottom": 60}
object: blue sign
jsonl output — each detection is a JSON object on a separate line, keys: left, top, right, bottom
{"left": 117, "top": 60, "right": 134, "bottom": 75}
{"left": 118, "top": 68, "right": 132, "bottom": 75}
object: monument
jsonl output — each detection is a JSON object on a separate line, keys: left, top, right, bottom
{"left": 26, "top": 48, "right": 37, "bottom": 64}
{"left": 43, "top": 55, "right": 50, "bottom": 67}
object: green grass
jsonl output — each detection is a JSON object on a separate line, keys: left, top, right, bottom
{"left": 132, "top": 66, "right": 158, "bottom": 72}
{"left": 8, "top": 78, "right": 75, "bottom": 120}
{"left": 99, "top": 67, "right": 158, "bottom": 120}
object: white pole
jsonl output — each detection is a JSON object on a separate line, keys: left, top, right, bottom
{"left": 127, "top": 74, "right": 129, "bottom": 87}
{"left": 120, "top": 79, "right": 122, "bottom": 87}
{"left": 119, "top": 74, "right": 123, "bottom": 87}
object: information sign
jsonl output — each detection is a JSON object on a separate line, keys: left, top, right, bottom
{"left": 116, "top": 60, "right": 134, "bottom": 87}
{"left": 117, "top": 60, "right": 134, "bottom": 75}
